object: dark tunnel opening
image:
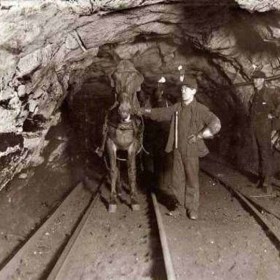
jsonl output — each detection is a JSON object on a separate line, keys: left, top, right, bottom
{"left": 58, "top": 49, "right": 242, "bottom": 175}
{"left": 55, "top": 51, "right": 280, "bottom": 190}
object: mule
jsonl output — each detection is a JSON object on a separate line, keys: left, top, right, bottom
{"left": 105, "top": 92, "right": 143, "bottom": 212}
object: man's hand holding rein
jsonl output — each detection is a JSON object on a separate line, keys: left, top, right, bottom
{"left": 138, "top": 108, "right": 151, "bottom": 115}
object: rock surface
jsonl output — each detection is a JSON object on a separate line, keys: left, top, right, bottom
{"left": 0, "top": 0, "right": 280, "bottom": 189}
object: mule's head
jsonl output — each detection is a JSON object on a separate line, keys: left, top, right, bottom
{"left": 118, "top": 92, "right": 132, "bottom": 122}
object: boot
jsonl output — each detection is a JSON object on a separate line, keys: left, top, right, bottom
{"left": 263, "top": 181, "right": 273, "bottom": 194}
{"left": 187, "top": 208, "right": 198, "bottom": 220}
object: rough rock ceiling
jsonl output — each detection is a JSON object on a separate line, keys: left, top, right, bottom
{"left": 235, "top": 0, "right": 280, "bottom": 12}
{"left": 0, "top": 0, "right": 280, "bottom": 189}
{"left": 1, "top": 0, "right": 279, "bottom": 12}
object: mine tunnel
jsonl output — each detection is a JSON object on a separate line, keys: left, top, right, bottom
{"left": 1, "top": 1, "right": 280, "bottom": 279}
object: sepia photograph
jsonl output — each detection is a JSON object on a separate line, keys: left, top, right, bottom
{"left": 0, "top": 0, "right": 280, "bottom": 279}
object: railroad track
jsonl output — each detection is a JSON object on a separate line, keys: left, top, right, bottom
{"left": 148, "top": 169, "right": 280, "bottom": 280}
{"left": 47, "top": 187, "right": 102, "bottom": 280}
{"left": 201, "top": 167, "right": 280, "bottom": 247}
{"left": 0, "top": 175, "right": 105, "bottom": 280}
{"left": 45, "top": 189, "right": 177, "bottom": 280}
{"left": 152, "top": 169, "right": 280, "bottom": 279}
{"left": 151, "top": 193, "right": 176, "bottom": 280}
{"left": 0, "top": 173, "right": 177, "bottom": 280}
{"left": 2, "top": 163, "right": 280, "bottom": 279}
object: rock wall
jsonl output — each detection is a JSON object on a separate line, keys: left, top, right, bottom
{"left": 0, "top": 0, "right": 280, "bottom": 189}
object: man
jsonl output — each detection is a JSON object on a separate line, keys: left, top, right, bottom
{"left": 250, "top": 70, "right": 280, "bottom": 193}
{"left": 141, "top": 78, "right": 221, "bottom": 220}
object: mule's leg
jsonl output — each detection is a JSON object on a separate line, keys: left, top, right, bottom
{"left": 107, "top": 139, "right": 118, "bottom": 213}
{"left": 116, "top": 161, "right": 123, "bottom": 200}
{"left": 128, "top": 143, "right": 140, "bottom": 211}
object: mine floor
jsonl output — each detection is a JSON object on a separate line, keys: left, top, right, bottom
{"left": 1, "top": 150, "right": 280, "bottom": 279}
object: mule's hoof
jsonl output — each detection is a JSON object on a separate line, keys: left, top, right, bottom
{"left": 132, "top": 203, "right": 140, "bottom": 211}
{"left": 108, "top": 204, "right": 117, "bottom": 213}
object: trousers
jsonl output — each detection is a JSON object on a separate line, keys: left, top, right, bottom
{"left": 172, "top": 150, "right": 200, "bottom": 211}
{"left": 253, "top": 128, "right": 272, "bottom": 183}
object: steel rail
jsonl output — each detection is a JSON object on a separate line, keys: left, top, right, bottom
{"left": 47, "top": 176, "right": 105, "bottom": 280}
{"left": 0, "top": 182, "right": 86, "bottom": 279}
{"left": 244, "top": 194, "right": 280, "bottom": 221}
{"left": 200, "top": 161, "right": 280, "bottom": 220}
{"left": 202, "top": 169, "right": 280, "bottom": 245}
{"left": 151, "top": 192, "right": 177, "bottom": 280}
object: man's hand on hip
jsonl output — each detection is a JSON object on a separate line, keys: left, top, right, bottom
{"left": 188, "top": 133, "right": 203, "bottom": 144}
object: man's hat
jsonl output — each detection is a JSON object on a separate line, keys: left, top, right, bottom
{"left": 182, "top": 77, "right": 197, "bottom": 90}
{"left": 252, "top": 70, "right": 266, "bottom": 79}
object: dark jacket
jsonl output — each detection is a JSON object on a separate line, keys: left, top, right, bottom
{"left": 250, "top": 86, "right": 280, "bottom": 132}
{"left": 147, "top": 99, "right": 221, "bottom": 157}
{"left": 250, "top": 87, "right": 279, "bottom": 116}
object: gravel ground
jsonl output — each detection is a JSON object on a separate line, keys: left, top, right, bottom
{"left": 1, "top": 133, "right": 280, "bottom": 280}
{"left": 161, "top": 172, "right": 280, "bottom": 280}
{"left": 50, "top": 186, "right": 166, "bottom": 280}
